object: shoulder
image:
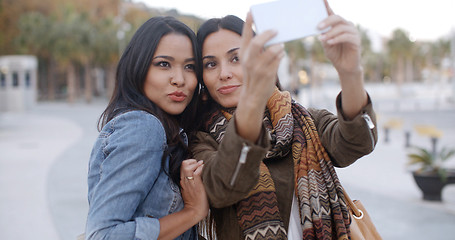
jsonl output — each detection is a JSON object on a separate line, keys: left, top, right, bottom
{"left": 307, "top": 107, "right": 334, "bottom": 121}
{"left": 291, "top": 101, "right": 332, "bottom": 120}
{"left": 105, "top": 110, "right": 167, "bottom": 150}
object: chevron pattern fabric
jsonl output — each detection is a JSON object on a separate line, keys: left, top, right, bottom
{"left": 205, "top": 88, "right": 351, "bottom": 239}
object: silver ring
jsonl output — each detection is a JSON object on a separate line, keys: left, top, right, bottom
{"left": 186, "top": 176, "right": 194, "bottom": 180}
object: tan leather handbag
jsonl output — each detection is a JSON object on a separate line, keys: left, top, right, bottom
{"left": 343, "top": 189, "right": 383, "bottom": 240}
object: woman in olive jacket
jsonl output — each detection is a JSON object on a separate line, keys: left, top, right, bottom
{"left": 190, "top": 3, "right": 378, "bottom": 239}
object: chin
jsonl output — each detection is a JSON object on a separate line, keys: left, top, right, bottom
{"left": 221, "top": 100, "right": 238, "bottom": 108}
{"left": 164, "top": 106, "right": 186, "bottom": 116}
{"left": 215, "top": 95, "right": 240, "bottom": 108}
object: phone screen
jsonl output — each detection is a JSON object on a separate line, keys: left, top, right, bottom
{"left": 250, "top": 0, "right": 328, "bottom": 45}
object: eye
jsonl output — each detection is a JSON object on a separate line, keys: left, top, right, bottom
{"left": 204, "top": 61, "right": 217, "bottom": 69}
{"left": 231, "top": 55, "right": 239, "bottom": 63}
{"left": 185, "top": 64, "right": 195, "bottom": 71}
{"left": 154, "top": 61, "right": 170, "bottom": 68}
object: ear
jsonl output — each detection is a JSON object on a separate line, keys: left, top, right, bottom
{"left": 201, "top": 92, "right": 209, "bottom": 101}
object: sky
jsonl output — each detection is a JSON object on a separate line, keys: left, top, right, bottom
{"left": 134, "top": 0, "right": 455, "bottom": 42}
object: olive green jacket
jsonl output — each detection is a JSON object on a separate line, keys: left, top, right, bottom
{"left": 189, "top": 94, "right": 378, "bottom": 240}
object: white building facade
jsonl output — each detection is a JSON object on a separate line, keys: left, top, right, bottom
{"left": 0, "top": 55, "right": 38, "bottom": 112}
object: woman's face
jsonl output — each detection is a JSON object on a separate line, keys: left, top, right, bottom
{"left": 144, "top": 33, "right": 197, "bottom": 115}
{"left": 202, "top": 29, "right": 243, "bottom": 108}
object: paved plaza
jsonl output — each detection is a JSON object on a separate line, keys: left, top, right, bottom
{"left": 1, "top": 89, "right": 455, "bottom": 239}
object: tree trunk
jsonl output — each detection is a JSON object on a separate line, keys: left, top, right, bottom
{"left": 74, "top": 65, "right": 82, "bottom": 100}
{"left": 84, "top": 63, "right": 93, "bottom": 103}
{"left": 396, "top": 57, "right": 405, "bottom": 94}
{"left": 375, "top": 58, "right": 383, "bottom": 82}
{"left": 309, "top": 55, "right": 318, "bottom": 107}
{"left": 67, "top": 63, "right": 76, "bottom": 103}
{"left": 106, "top": 63, "right": 116, "bottom": 100}
{"left": 405, "top": 57, "right": 414, "bottom": 83}
{"left": 47, "top": 59, "right": 56, "bottom": 101}
{"left": 288, "top": 52, "right": 298, "bottom": 96}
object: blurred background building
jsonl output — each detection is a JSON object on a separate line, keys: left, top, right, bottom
{"left": 0, "top": 55, "right": 38, "bottom": 112}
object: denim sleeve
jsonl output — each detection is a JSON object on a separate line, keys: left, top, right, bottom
{"left": 86, "top": 112, "right": 166, "bottom": 240}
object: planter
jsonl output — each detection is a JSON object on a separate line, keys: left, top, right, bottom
{"left": 412, "top": 171, "right": 455, "bottom": 201}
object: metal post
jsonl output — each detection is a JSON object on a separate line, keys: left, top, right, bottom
{"left": 451, "top": 28, "right": 455, "bottom": 101}
{"left": 384, "top": 127, "right": 390, "bottom": 143}
{"left": 431, "top": 137, "right": 438, "bottom": 159}
{"left": 405, "top": 131, "right": 411, "bottom": 148}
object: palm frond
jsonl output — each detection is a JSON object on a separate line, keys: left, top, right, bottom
{"left": 440, "top": 147, "right": 455, "bottom": 162}
{"left": 407, "top": 147, "right": 434, "bottom": 166}
{"left": 437, "top": 168, "right": 448, "bottom": 182}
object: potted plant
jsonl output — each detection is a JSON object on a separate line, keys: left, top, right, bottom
{"left": 407, "top": 145, "right": 455, "bottom": 201}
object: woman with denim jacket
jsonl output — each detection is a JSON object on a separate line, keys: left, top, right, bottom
{"left": 85, "top": 16, "right": 208, "bottom": 240}
{"left": 190, "top": 1, "right": 377, "bottom": 239}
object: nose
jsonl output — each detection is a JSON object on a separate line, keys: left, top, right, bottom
{"left": 170, "top": 69, "right": 185, "bottom": 87}
{"left": 219, "top": 62, "right": 233, "bottom": 81}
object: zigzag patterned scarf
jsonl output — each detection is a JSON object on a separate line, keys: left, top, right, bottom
{"left": 205, "top": 88, "right": 351, "bottom": 239}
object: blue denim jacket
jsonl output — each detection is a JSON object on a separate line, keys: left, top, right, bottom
{"left": 85, "top": 110, "right": 197, "bottom": 240}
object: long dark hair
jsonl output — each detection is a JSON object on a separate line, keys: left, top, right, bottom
{"left": 98, "top": 16, "right": 201, "bottom": 187}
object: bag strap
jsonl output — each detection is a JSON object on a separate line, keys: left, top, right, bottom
{"left": 342, "top": 187, "right": 364, "bottom": 219}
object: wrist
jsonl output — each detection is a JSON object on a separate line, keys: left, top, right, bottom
{"left": 238, "top": 88, "right": 268, "bottom": 110}
{"left": 338, "top": 66, "right": 363, "bottom": 81}
{"left": 182, "top": 205, "right": 206, "bottom": 223}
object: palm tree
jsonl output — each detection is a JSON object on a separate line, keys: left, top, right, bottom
{"left": 91, "top": 17, "right": 120, "bottom": 99}
{"left": 408, "top": 146, "right": 455, "bottom": 181}
{"left": 387, "top": 29, "right": 415, "bottom": 87}
{"left": 51, "top": 5, "right": 91, "bottom": 103}
{"left": 284, "top": 39, "right": 308, "bottom": 93}
{"left": 432, "top": 39, "right": 451, "bottom": 83}
{"left": 15, "top": 11, "right": 59, "bottom": 100}
{"left": 358, "top": 27, "right": 384, "bottom": 82}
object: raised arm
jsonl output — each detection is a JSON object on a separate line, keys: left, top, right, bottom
{"left": 235, "top": 13, "right": 285, "bottom": 142}
{"left": 318, "top": 0, "right": 368, "bottom": 120}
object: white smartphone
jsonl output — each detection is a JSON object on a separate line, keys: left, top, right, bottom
{"left": 250, "top": 0, "right": 328, "bottom": 46}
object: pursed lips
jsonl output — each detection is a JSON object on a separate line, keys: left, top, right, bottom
{"left": 168, "top": 91, "right": 187, "bottom": 102}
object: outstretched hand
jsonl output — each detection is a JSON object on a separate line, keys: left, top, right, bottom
{"left": 234, "top": 12, "right": 285, "bottom": 142}
{"left": 317, "top": 0, "right": 367, "bottom": 120}
{"left": 318, "top": 0, "right": 362, "bottom": 75}
{"left": 239, "top": 12, "right": 285, "bottom": 104}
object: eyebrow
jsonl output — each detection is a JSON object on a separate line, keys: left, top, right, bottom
{"left": 202, "top": 47, "right": 240, "bottom": 61}
{"left": 154, "top": 55, "right": 174, "bottom": 61}
{"left": 227, "top": 47, "right": 240, "bottom": 54}
{"left": 153, "top": 55, "right": 195, "bottom": 62}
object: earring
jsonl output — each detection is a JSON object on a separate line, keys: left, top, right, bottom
{"left": 198, "top": 83, "right": 203, "bottom": 95}
{"left": 199, "top": 83, "right": 209, "bottom": 101}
